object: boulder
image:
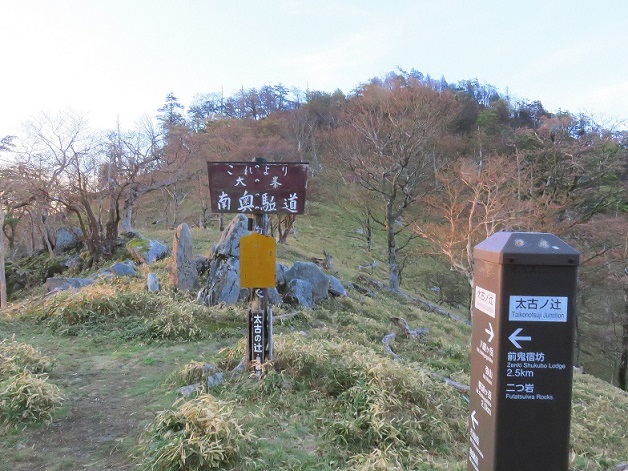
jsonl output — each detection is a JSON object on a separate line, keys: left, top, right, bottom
{"left": 213, "top": 214, "right": 249, "bottom": 258}
{"left": 283, "top": 278, "right": 314, "bottom": 309}
{"left": 147, "top": 272, "right": 161, "bottom": 292}
{"left": 276, "top": 263, "right": 289, "bottom": 286}
{"left": 98, "top": 260, "right": 138, "bottom": 279}
{"left": 195, "top": 256, "right": 211, "bottom": 278}
{"left": 197, "top": 215, "right": 250, "bottom": 306}
{"left": 203, "top": 364, "right": 225, "bottom": 389}
{"left": 197, "top": 258, "right": 248, "bottom": 305}
{"left": 267, "top": 287, "right": 282, "bottom": 306}
{"left": 284, "top": 261, "right": 329, "bottom": 303}
{"left": 179, "top": 383, "right": 202, "bottom": 398}
{"left": 170, "top": 223, "right": 199, "bottom": 292}
{"left": 127, "top": 236, "right": 169, "bottom": 264}
{"left": 63, "top": 255, "right": 83, "bottom": 270}
{"left": 327, "top": 274, "right": 347, "bottom": 297}
{"left": 45, "top": 276, "right": 94, "bottom": 294}
{"left": 53, "top": 227, "right": 83, "bottom": 255}
{"left": 112, "top": 260, "right": 138, "bottom": 277}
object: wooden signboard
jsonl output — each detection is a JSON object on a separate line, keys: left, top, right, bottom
{"left": 207, "top": 159, "right": 309, "bottom": 376}
{"left": 207, "top": 162, "right": 309, "bottom": 214}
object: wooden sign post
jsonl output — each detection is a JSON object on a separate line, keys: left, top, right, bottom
{"left": 468, "top": 232, "right": 579, "bottom": 471}
{"left": 207, "top": 160, "right": 309, "bottom": 375}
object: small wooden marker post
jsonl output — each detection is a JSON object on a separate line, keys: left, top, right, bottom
{"left": 241, "top": 215, "right": 275, "bottom": 376}
{"left": 207, "top": 159, "right": 308, "bottom": 375}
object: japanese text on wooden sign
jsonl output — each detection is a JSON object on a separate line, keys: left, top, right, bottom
{"left": 207, "top": 162, "right": 309, "bottom": 214}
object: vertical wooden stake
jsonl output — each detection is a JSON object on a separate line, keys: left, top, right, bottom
{"left": 248, "top": 212, "right": 273, "bottom": 377}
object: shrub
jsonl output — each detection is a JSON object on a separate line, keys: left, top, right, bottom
{"left": 273, "top": 334, "right": 468, "bottom": 458}
{"left": 146, "top": 303, "right": 203, "bottom": 340}
{"left": 42, "top": 286, "right": 162, "bottom": 330}
{"left": 177, "top": 361, "right": 209, "bottom": 386}
{"left": 0, "top": 337, "right": 53, "bottom": 376}
{"left": 0, "top": 370, "right": 64, "bottom": 424}
{"left": 140, "top": 394, "right": 252, "bottom": 470}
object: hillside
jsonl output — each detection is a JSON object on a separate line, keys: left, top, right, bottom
{"left": 1, "top": 199, "right": 627, "bottom": 470}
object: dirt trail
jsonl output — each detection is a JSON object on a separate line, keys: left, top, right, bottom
{"left": 10, "top": 354, "right": 173, "bottom": 471}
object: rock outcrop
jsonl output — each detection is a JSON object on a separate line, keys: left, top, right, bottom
{"left": 170, "top": 223, "right": 199, "bottom": 292}
{"left": 53, "top": 227, "right": 83, "bottom": 255}
{"left": 197, "top": 215, "right": 347, "bottom": 309}
{"left": 197, "top": 215, "right": 250, "bottom": 306}
{"left": 126, "top": 236, "right": 169, "bottom": 265}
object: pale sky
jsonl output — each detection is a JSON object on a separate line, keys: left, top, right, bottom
{"left": 2, "top": 0, "right": 628, "bottom": 136}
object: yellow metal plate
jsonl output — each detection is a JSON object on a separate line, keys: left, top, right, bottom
{"left": 240, "top": 233, "right": 276, "bottom": 288}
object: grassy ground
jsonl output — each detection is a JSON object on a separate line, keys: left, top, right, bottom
{"left": 1, "top": 200, "right": 627, "bottom": 470}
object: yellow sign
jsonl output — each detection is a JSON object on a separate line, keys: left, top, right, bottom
{"left": 240, "top": 233, "right": 276, "bottom": 288}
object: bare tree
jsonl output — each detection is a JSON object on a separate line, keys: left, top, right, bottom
{"left": 0, "top": 198, "right": 5, "bottom": 309}
{"left": 106, "top": 116, "right": 192, "bottom": 233}
{"left": 0, "top": 136, "right": 16, "bottom": 308}
{"left": 573, "top": 216, "right": 628, "bottom": 388}
{"left": 415, "top": 155, "right": 527, "bottom": 291}
{"left": 15, "top": 111, "right": 113, "bottom": 265}
{"left": 334, "top": 78, "right": 459, "bottom": 290}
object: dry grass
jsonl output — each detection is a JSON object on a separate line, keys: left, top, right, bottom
{"left": 272, "top": 333, "right": 468, "bottom": 464}
{"left": 0, "top": 336, "right": 53, "bottom": 376}
{"left": 0, "top": 338, "right": 63, "bottom": 426}
{"left": 140, "top": 394, "right": 253, "bottom": 470}
{"left": 0, "top": 370, "right": 64, "bottom": 425}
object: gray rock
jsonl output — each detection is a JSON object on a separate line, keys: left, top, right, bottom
{"left": 283, "top": 278, "right": 314, "bottom": 309}
{"left": 110, "top": 260, "right": 138, "bottom": 277}
{"left": 170, "top": 223, "right": 199, "bottom": 292}
{"left": 202, "top": 364, "right": 225, "bottom": 388}
{"left": 198, "top": 258, "right": 248, "bottom": 305}
{"left": 327, "top": 274, "right": 347, "bottom": 297}
{"left": 197, "top": 215, "right": 251, "bottom": 306}
{"left": 179, "top": 383, "right": 202, "bottom": 398}
{"left": 45, "top": 277, "right": 94, "bottom": 294}
{"left": 267, "top": 287, "right": 282, "bottom": 306}
{"left": 609, "top": 464, "right": 628, "bottom": 471}
{"left": 213, "top": 214, "right": 249, "bottom": 258}
{"left": 98, "top": 260, "right": 138, "bottom": 279}
{"left": 127, "top": 236, "right": 169, "bottom": 264}
{"left": 207, "top": 372, "right": 224, "bottom": 388}
{"left": 63, "top": 255, "right": 83, "bottom": 269}
{"left": 147, "top": 272, "right": 161, "bottom": 292}
{"left": 285, "top": 261, "right": 329, "bottom": 303}
{"left": 276, "top": 263, "right": 289, "bottom": 286}
{"left": 195, "top": 256, "right": 211, "bottom": 277}
{"left": 146, "top": 239, "right": 169, "bottom": 263}
{"left": 54, "top": 227, "right": 83, "bottom": 255}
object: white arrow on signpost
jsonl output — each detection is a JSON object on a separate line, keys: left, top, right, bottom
{"left": 485, "top": 322, "right": 494, "bottom": 343}
{"left": 471, "top": 410, "right": 479, "bottom": 429}
{"left": 509, "top": 328, "right": 532, "bottom": 349}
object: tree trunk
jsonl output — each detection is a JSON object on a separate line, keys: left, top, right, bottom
{"left": 0, "top": 204, "right": 6, "bottom": 309}
{"left": 121, "top": 189, "right": 137, "bottom": 233}
{"left": 386, "top": 203, "right": 400, "bottom": 291}
{"left": 104, "top": 159, "right": 119, "bottom": 256}
{"left": 619, "top": 288, "right": 628, "bottom": 391}
{"left": 40, "top": 208, "right": 54, "bottom": 257}
{"left": 104, "top": 204, "right": 119, "bottom": 257}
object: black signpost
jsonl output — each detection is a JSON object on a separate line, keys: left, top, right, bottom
{"left": 208, "top": 161, "right": 309, "bottom": 375}
{"left": 468, "top": 232, "right": 580, "bottom": 471}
